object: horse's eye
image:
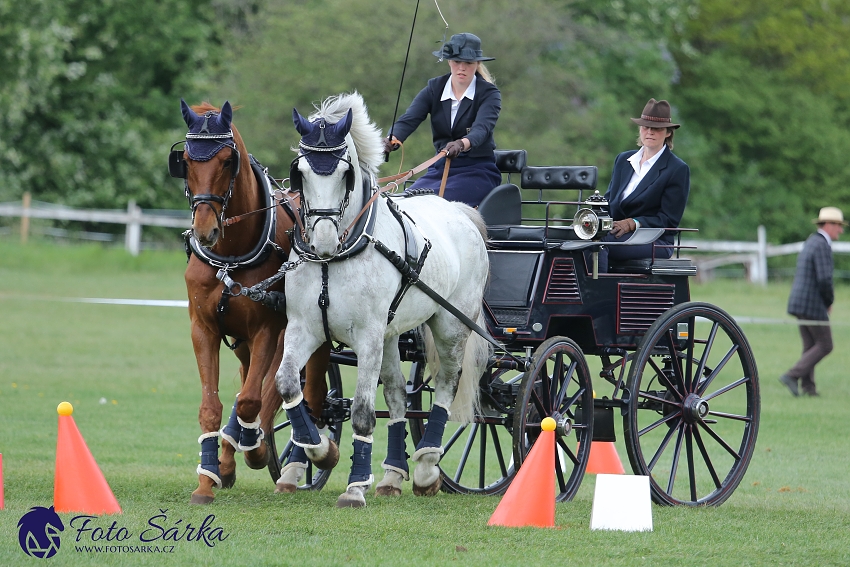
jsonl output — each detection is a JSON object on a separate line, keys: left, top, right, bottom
{"left": 223, "top": 159, "right": 232, "bottom": 169}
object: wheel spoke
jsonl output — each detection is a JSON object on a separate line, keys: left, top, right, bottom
{"left": 453, "top": 423, "right": 478, "bottom": 483}
{"left": 708, "top": 410, "right": 751, "bottom": 422}
{"left": 554, "top": 444, "right": 567, "bottom": 493}
{"left": 556, "top": 435, "right": 580, "bottom": 466}
{"left": 638, "top": 409, "right": 682, "bottom": 437}
{"left": 442, "top": 422, "right": 468, "bottom": 453}
{"left": 686, "top": 426, "right": 697, "bottom": 502}
{"left": 489, "top": 424, "right": 509, "bottom": 477}
{"left": 479, "top": 424, "right": 488, "bottom": 489}
{"left": 648, "top": 356, "right": 684, "bottom": 401}
{"left": 664, "top": 329, "right": 689, "bottom": 395}
{"left": 638, "top": 390, "right": 681, "bottom": 406}
{"left": 666, "top": 424, "right": 686, "bottom": 495}
{"left": 529, "top": 386, "right": 548, "bottom": 419}
{"left": 685, "top": 317, "right": 696, "bottom": 392}
{"left": 692, "top": 426, "right": 722, "bottom": 489}
{"left": 554, "top": 363, "right": 577, "bottom": 408}
{"left": 562, "top": 388, "right": 585, "bottom": 419}
{"left": 703, "top": 375, "right": 749, "bottom": 401}
{"left": 694, "top": 321, "right": 719, "bottom": 388}
{"left": 697, "top": 344, "right": 740, "bottom": 396}
{"left": 552, "top": 354, "right": 564, "bottom": 402}
{"left": 647, "top": 419, "right": 680, "bottom": 470}
{"left": 697, "top": 420, "right": 742, "bottom": 461}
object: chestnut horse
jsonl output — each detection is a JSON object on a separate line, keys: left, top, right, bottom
{"left": 172, "top": 100, "right": 336, "bottom": 504}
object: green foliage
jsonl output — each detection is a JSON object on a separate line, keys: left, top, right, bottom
{"left": 0, "top": 0, "right": 233, "bottom": 209}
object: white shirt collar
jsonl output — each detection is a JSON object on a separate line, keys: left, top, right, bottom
{"left": 627, "top": 145, "right": 666, "bottom": 172}
{"left": 817, "top": 228, "right": 832, "bottom": 242}
{"left": 440, "top": 77, "right": 476, "bottom": 102}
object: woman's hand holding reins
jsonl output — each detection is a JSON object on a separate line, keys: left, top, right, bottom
{"left": 443, "top": 139, "right": 465, "bottom": 158}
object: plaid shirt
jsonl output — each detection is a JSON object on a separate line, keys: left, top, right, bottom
{"left": 787, "top": 232, "right": 834, "bottom": 321}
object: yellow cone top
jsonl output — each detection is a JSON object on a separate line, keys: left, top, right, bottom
{"left": 57, "top": 401, "right": 74, "bottom": 416}
{"left": 541, "top": 417, "right": 556, "bottom": 432}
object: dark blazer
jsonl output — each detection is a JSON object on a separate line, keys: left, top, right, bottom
{"left": 390, "top": 74, "right": 501, "bottom": 163}
{"left": 604, "top": 148, "right": 690, "bottom": 244}
{"left": 788, "top": 232, "right": 834, "bottom": 320}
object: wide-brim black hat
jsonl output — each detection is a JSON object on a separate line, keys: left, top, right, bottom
{"left": 630, "top": 98, "right": 680, "bottom": 129}
{"left": 433, "top": 33, "right": 494, "bottom": 62}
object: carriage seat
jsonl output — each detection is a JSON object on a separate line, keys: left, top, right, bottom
{"left": 478, "top": 150, "right": 528, "bottom": 227}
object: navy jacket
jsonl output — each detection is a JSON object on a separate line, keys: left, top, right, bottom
{"left": 788, "top": 232, "right": 834, "bottom": 320}
{"left": 604, "top": 148, "right": 690, "bottom": 244}
{"left": 390, "top": 74, "right": 501, "bottom": 164}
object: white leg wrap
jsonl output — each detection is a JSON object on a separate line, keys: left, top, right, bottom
{"left": 196, "top": 465, "right": 223, "bottom": 489}
{"left": 412, "top": 445, "right": 444, "bottom": 461}
{"left": 281, "top": 392, "right": 304, "bottom": 410}
{"left": 291, "top": 431, "right": 324, "bottom": 450}
{"left": 381, "top": 463, "right": 410, "bottom": 481}
{"left": 346, "top": 475, "right": 374, "bottom": 490}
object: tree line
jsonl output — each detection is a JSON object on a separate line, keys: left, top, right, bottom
{"left": 2, "top": 0, "right": 848, "bottom": 245}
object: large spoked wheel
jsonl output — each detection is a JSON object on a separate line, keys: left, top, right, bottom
{"left": 266, "top": 363, "right": 345, "bottom": 490}
{"left": 408, "top": 359, "right": 521, "bottom": 496}
{"left": 624, "top": 302, "right": 760, "bottom": 506}
{"left": 513, "top": 337, "right": 594, "bottom": 502}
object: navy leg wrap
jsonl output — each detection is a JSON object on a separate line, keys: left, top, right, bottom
{"left": 348, "top": 438, "right": 373, "bottom": 485}
{"left": 417, "top": 405, "right": 449, "bottom": 451}
{"left": 238, "top": 419, "right": 263, "bottom": 451}
{"left": 197, "top": 435, "right": 221, "bottom": 487}
{"left": 384, "top": 421, "right": 409, "bottom": 474}
{"left": 286, "top": 443, "right": 309, "bottom": 465}
{"left": 285, "top": 400, "right": 321, "bottom": 446}
{"left": 220, "top": 397, "right": 241, "bottom": 450}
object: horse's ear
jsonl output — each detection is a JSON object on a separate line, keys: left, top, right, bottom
{"left": 333, "top": 108, "right": 353, "bottom": 138}
{"left": 180, "top": 98, "right": 196, "bottom": 128}
{"left": 220, "top": 101, "right": 233, "bottom": 127}
{"left": 293, "top": 109, "right": 312, "bottom": 136}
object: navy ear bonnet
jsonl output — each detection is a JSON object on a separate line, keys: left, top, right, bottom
{"left": 292, "top": 108, "right": 353, "bottom": 175}
{"left": 181, "top": 99, "right": 235, "bottom": 161}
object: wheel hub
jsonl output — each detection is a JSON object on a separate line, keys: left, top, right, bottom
{"left": 682, "top": 393, "right": 709, "bottom": 423}
{"left": 552, "top": 411, "right": 572, "bottom": 437}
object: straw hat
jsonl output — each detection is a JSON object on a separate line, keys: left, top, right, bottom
{"left": 813, "top": 206, "right": 848, "bottom": 225}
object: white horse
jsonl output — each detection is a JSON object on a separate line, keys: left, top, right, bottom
{"left": 274, "top": 92, "right": 490, "bottom": 507}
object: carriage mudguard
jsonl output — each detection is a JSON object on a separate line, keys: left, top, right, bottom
{"left": 382, "top": 419, "right": 410, "bottom": 478}
{"left": 348, "top": 435, "right": 373, "bottom": 486}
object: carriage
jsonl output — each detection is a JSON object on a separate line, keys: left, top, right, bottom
{"left": 264, "top": 147, "right": 760, "bottom": 507}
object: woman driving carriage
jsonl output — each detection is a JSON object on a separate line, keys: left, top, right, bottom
{"left": 597, "top": 98, "right": 690, "bottom": 272}
{"left": 383, "top": 32, "right": 502, "bottom": 207}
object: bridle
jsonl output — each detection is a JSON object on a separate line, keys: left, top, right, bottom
{"left": 290, "top": 120, "right": 356, "bottom": 241}
{"left": 169, "top": 111, "right": 241, "bottom": 232}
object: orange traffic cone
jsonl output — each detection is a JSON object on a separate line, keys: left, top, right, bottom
{"left": 583, "top": 441, "right": 625, "bottom": 475}
{"left": 0, "top": 453, "right": 5, "bottom": 510}
{"left": 488, "top": 417, "right": 556, "bottom": 528}
{"left": 53, "top": 402, "right": 121, "bottom": 514}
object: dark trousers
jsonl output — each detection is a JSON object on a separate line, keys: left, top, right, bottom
{"left": 786, "top": 321, "right": 833, "bottom": 394}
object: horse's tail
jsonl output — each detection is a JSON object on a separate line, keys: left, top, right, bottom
{"left": 452, "top": 202, "right": 489, "bottom": 243}
{"left": 451, "top": 312, "right": 489, "bottom": 424}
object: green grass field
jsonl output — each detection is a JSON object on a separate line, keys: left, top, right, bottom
{"left": 1, "top": 241, "right": 849, "bottom": 566}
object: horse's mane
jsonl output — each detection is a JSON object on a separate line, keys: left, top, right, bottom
{"left": 307, "top": 92, "right": 384, "bottom": 176}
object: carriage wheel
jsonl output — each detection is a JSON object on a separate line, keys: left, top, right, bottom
{"left": 623, "top": 302, "right": 760, "bottom": 506}
{"left": 266, "top": 363, "right": 345, "bottom": 490}
{"left": 513, "top": 337, "right": 594, "bottom": 502}
{"left": 408, "top": 359, "right": 520, "bottom": 496}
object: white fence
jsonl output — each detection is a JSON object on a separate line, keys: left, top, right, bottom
{"left": 0, "top": 195, "right": 190, "bottom": 256}
{"left": 1, "top": 197, "right": 848, "bottom": 280}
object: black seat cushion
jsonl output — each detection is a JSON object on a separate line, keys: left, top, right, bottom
{"left": 478, "top": 183, "right": 521, "bottom": 226}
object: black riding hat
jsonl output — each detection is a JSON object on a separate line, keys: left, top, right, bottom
{"left": 433, "top": 33, "right": 494, "bottom": 62}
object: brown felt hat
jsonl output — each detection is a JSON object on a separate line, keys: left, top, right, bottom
{"left": 630, "top": 98, "right": 680, "bottom": 129}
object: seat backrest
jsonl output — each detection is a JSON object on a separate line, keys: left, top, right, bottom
{"left": 494, "top": 149, "right": 527, "bottom": 184}
{"left": 478, "top": 183, "right": 522, "bottom": 226}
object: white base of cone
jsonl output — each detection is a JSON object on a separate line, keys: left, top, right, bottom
{"left": 590, "top": 474, "right": 653, "bottom": 532}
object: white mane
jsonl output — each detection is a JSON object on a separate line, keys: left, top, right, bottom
{"left": 307, "top": 92, "right": 384, "bottom": 176}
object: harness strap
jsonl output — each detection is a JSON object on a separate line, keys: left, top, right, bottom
{"left": 370, "top": 238, "right": 527, "bottom": 369}
{"left": 216, "top": 286, "right": 244, "bottom": 351}
{"left": 318, "top": 262, "right": 332, "bottom": 344}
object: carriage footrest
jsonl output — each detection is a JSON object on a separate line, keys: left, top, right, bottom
{"left": 575, "top": 402, "right": 616, "bottom": 442}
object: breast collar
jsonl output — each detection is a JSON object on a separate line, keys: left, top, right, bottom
{"left": 185, "top": 157, "right": 291, "bottom": 270}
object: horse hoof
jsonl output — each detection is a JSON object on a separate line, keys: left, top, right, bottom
{"left": 413, "top": 476, "right": 442, "bottom": 497}
{"left": 375, "top": 485, "right": 402, "bottom": 497}
{"left": 274, "top": 482, "right": 297, "bottom": 494}
{"left": 310, "top": 439, "right": 340, "bottom": 470}
{"left": 190, "top": 493, "right": 215, "bottom": 505}
{"left": 220, "top": 472, "right": 236, "bottom": 489}
{"left": 243, "top": 448, "right": 269, "bottom": 470}
{"left": 336, "top": 493, "right": 366, "bottom": 508}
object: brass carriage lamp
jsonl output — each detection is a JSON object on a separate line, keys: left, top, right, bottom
{"left": 572, "top": 191, "right": 612, "bottom": 279}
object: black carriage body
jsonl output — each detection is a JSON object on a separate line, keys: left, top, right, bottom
{"left": 483, "top": 238, "right": 692, "bottom": 354}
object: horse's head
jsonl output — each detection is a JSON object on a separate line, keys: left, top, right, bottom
{"left": 291, "top": 107, "right": 356, "bottom": 259}
{"left": 172, "top": 99, "right": 241, "bottom": 248}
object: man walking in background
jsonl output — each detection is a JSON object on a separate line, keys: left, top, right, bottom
{"left": 779, "top": 207, "right": 846, "bottom": 397}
